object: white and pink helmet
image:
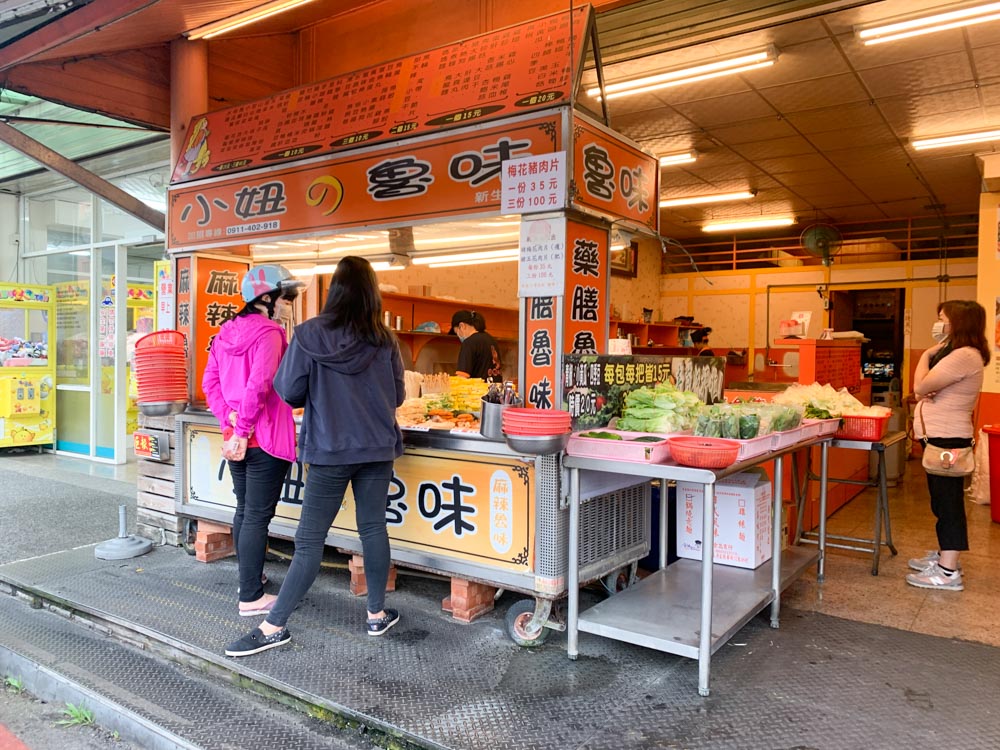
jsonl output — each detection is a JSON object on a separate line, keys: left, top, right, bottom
{"left": 240, "top": 264, "right": 305, "bottom": 303}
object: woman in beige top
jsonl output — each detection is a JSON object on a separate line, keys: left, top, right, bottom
{"left": 907, "top": 300, "right": 990, "bottom": 591}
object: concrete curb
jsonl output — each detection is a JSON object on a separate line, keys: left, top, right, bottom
{"left": 0, "top": 643, "right": 201, "bottom": 750}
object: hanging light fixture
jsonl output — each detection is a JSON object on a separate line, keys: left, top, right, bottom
{"left": 857, "top": 2, "right": 1000, "bottom": 46}
{"left": 911, "top": 128, "right": 1000, "bottom": 150}
{"left": 659, "top": 151, "right": 698, "bottom": 166}
{"left": 660, "top": 190, "right": 756, "bottom": 208}
{"left": 186, "top": 0, "right": 320, "bottom": 40}
{"left": 588, "top": 47, "right": 777, "bottom": 101}
{"left": 702, "top": 216, "right": 796, "bottom": 233}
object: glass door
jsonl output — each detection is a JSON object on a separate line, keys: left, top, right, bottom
{"left": 52, "top": 250, "right": 92, "bottom": 456}
{"left": 95, "top": 244, "right": 127, "bottom": 460}
{"left": 50, "top": 243, "right": 130, "bottom": 462}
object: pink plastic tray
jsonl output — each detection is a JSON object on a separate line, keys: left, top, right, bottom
{"left": 814, "top": 418, "right": 841, "bottom": 436}
{"left": 734, "top": 434, "right": 773, "bottom": 460}
{"left": 566, "top": 429, "right": 682, "bottom": 463}
{"left": 770, "top": 425, "right": 807, "bottom": 450}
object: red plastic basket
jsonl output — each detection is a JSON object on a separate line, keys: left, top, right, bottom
{"left": 834, "top": 414, "right": 889, "bottom": 441}
{"left": 668, "top": 436, "right": 740, "bottom": 469}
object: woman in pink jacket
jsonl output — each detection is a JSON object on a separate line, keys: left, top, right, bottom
{"left": 907, "top": 300, "right": 989, "bottom": 591}
{"left": 202, "top": 265, "right": 303, "bottom": 616}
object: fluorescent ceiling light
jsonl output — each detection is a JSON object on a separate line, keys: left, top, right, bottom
{"left": 660, "top": 190, "right": 756, "bottom": 208}
{"left": 857, "top": 2, "right": 1000, "bottom": 45}
{"left": 412, "top": 248, "right": 519, "bottom": 265}
{"left": 588, "top": 47, "right": 777, "bottom": 100}
{"left": 413, "top": 232, "right": 519, "bottom": 246}
{"left": 702, "top": 216, "right": 796, "bottom": 233}
{"left": 186, "top": 0, "right": 320, "bottom": 40}
{"left": 319, "top": 241, "right": 390, "bottom": 255}
{"left": 428, "top": 256, "right": 520, "bottom": 269}
{"left": 911, "top": 128, "right": 1000, "bottom": 150}
{"left": 289, "top": 259, "right": 406, "bottom": 276}
{"left": 659, "top": 151, "right": 697, "bottom": 166}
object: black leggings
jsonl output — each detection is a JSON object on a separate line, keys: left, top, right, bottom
{"left": 229, "top": 448, "right": 291, "bottom": 602}
{"left": 925, "top": 437, "right": 972, "bottom": 552}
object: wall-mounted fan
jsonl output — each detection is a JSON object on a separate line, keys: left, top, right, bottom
{"left": 799, "top": 224, "right": 843, "bottom": 266}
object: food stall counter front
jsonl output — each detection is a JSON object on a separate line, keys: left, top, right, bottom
{"left": 175, "top": 410, "right": 650, "bottom": 644}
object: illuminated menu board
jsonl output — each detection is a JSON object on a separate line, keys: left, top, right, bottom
{"left": 171, "top": 7, "right": 590, "bottom": 184}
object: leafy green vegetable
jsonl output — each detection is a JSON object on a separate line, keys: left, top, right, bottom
{"left": 616, "top": 383, "right": 702, "bottom": 433}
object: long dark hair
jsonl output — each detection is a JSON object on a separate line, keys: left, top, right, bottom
{"left": 320, "top": 256, "right": 393, "bottom": 346}
{"left": 941, "top": 299, "right": 990, "bottom": 366}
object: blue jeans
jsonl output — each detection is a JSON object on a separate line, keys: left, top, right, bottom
{"left": 228, "top": 448, "right": 291, "bottom": 603}
{"left": 266, "top": 461, "right": 394, "bottom": 628}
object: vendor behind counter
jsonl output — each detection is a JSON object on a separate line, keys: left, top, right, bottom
{"left": 449, "top": 310, "right": 502, "bottom": 382}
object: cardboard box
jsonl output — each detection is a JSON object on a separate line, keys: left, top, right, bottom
{"left": 676, "top": 470, "right": 773, "bottom": 569}
{"left": 408, "top": 285, "right": 432, "bottom": 297}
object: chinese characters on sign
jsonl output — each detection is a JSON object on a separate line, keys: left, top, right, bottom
{"left": 154, "top": 260, "right": 175, "bottom": 332}
{"left": 525, "top": 296, "right": 557, "bottom": 411}
{"left": 561, "top": 355, "right": 725, "bottom": 430}
{"left": 169, "top": 117, "right": 561, "bottom": 249}
{"left": 518, "top": 216, "right": 566, "bottom": 298}
{"left": 572, "top": 115, "right": 659, "bottom": 231}
{"left": 170, "top": 8, "right": 588, "bottom": 183}
{"left": 98, "top": 296, "right": 115, "bottom": 359}
{"left": 184, "top": 426, "right": 533, "bottom": 570}
{"left": 563, "top": 220, "right": 607, "bottom": 359}
{"left": 501, "top": 151, "right": 566, "bottom": 215}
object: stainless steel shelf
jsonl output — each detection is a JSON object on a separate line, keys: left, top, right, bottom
{"left": 576, "top": 547, "right": 819, "bottom": 657}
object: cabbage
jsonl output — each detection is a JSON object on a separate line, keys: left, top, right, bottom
{"left": 616, "top": 383, "right": 703, "bottom": 433}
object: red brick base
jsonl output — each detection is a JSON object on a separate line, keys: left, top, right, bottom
{"left": 193, "top": 520, "right": 234, "bottom": 562}
{"left": 347, "top": 554, "right": 397, "bottom": 596}
{"left": 441, "top": 577, "right": 496, "bottom": 623}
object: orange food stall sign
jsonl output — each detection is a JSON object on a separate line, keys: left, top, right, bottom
{"left": 174, "top": 254, "right": 250, "bottom": 404}
{"left": 168, "top": 114, "right": 562, "bottom": 250}
{"left": 181, "top": 423, "right": 534, "bottom": 572}
{"left": 524, "top": 295, "right": 559, "bottom": 410}
{"left": 562, "top": 219, "right": 608, "bottom": 361}
{"left": 170, "top": 7, "right": 589, "bottom": 184}
{"left": 572, "top": 114, "right": 659, "bottom": 232}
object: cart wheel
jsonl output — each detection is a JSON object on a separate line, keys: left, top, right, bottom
{"left": 505, "top": 599, "right": 550, "bottom": 648}
{"left": 181, "top": 518, "right": 197, "bottom": 556}
{"left": 601, "top": 567, "right": 630, "bottom": 596}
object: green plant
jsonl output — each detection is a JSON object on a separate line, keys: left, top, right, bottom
{"left": 4, "top": 675, "right": 24, "bottom": 694}
{"left": 56, "top": 703, "right": 94, "bottom": 727}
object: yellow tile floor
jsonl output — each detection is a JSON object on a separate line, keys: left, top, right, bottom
{"left": 783, "top": 458, "right": 1000, "bottom": 646}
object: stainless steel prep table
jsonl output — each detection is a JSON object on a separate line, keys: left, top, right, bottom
{"left": 563, "top": 436, "right": 829, "bottom": 697}
{"left": 796, "top": 430, "right": 907, "bottom": 577}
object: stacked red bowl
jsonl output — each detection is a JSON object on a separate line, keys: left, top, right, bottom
{"left": 501, "top": 407, "right": 571, "bottom": 435}
{"left": 133, "top": 331, "right": 189, "bottom": 408}
{"left": 502, "top": 408, "right": 572, "bottom": 455}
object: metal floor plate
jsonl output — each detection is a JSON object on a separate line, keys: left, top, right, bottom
{"left": 2, "top": 546, "right": 999, "bottom": 749}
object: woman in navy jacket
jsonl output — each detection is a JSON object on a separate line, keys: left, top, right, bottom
{"left": 225, "top": 256, "right": 405, "bottom": 656}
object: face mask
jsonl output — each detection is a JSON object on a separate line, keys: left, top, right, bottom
{"left": 274, "top": 299, "right": 293, "bottom": 322}
{"left": 931, "top": 320, "right": 947, "bottom": 342}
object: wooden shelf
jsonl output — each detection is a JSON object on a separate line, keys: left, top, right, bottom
{"left": 611, "top": 319, "right": 703, "bottom": 347}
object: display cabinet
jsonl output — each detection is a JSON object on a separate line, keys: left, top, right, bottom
{"left": 0, "top": 284, "right": 56, "bottom": 449}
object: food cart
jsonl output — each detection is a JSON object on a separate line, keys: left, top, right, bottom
{"left": 162, "top": 7, "right": 669, "bottom": 643}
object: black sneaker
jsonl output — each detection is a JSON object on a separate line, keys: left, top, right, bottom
{"left": 225, "top": 627, "right": 290, "bottom": 657}
{"left": 366, "top": 608, "right": 399, "bottom": 637}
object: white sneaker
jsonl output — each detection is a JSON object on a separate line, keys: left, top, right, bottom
{"left": 905, "top": 562, "right": 963, "bottom": 591}
{"left": 907, "top": 551, "right": 962, "bottom": 572}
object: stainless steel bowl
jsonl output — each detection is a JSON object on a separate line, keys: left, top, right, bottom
{"left": 504, "top": 432, "right": 570, "bottom": 455}
{"left": 138, "top": 400, "right": 188, "bottom": 417}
